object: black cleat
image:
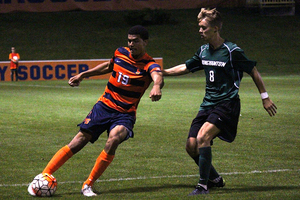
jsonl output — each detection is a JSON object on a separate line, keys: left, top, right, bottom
{"left": 207, "top": 176, "right": 225, "bottom": 189}
{"left": 188, "top": 184, "right": 209, "bottom": 196}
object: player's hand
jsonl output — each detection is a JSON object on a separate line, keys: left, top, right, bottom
{"left": 262, "top": 98, "right": 277, "bottom": 116}
{"left": 68, "top": 74, "right": 83, "bottom": 87}
{"left": 149, "top": 85, "right": 162, "bottom": 102}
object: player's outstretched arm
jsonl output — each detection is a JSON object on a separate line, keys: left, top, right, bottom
{"left": 250, "top": 67, "right": 277, "bottom": 116}
{"left": 69, "top": 61, "right": 113, "bottom": 87}
{"left": 162, "top": 64, "right": 190, "bottom": 76}
{"left": 149, "top": 71, "right": 164, "bottom": 102}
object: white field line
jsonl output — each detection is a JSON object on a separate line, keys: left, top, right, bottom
{"left": 1, "top": 168, "right": 299, "bottom": 187}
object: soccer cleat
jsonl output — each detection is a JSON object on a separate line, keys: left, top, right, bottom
{"left": 188, "top": 184, "right": 209, "bottom": 196}
{"left": 27, "top": 181, "right": 36, "bottom": 196}
{"left": 207, "top": 176, "right": 225, "bottom": 189}
{"left": 81, "top": 184, "right": 97, "bottom": 197}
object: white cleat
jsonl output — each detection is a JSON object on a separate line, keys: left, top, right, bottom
{"left": 81, "top": 184, "right": 97, "bottom": 197}
{"left": 27, "top": 181, "right": 36, "bottom": 196}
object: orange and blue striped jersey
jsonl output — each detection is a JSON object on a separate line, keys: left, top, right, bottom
{"left": 98, "top": 47, "right": 161, "bottom": 114}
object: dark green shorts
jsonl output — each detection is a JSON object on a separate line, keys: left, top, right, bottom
{"left": 188, "top": 98, "right": 240, "bottom": 143}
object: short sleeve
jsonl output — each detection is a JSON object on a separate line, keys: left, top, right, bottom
{"left": 148, "top": 63, "right": 162, "bottom": 73}
{"left": 185, "top": 49, "right": 204, "bottom": 73}
{"left": 232, "top": 50, "right": 256, "bottom": 74}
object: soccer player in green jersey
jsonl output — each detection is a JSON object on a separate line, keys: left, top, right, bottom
{"left": 163, "top": 8, "right": 277, "bottom": 195}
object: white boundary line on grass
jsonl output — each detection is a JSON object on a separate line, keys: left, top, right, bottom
{"left": 1, "top": 168, "right": 299, "bottom": 187}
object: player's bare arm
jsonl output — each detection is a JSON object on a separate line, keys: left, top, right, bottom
{"left": 162, "top": 64, "right": 190, "bottom": 76}
{"left": 69, "top": 61, "right": 113, "bottom": 87}
{"left": 149, "top": 71, "right": 164, "bottom": 102}
{"left": 250, "top": 67, "right": 277, "bottom": 116}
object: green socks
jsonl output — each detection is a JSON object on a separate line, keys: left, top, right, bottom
{"left": 198, "top": 147, "right": 212, "bottom": 185}
{"left": 192, "top": 155, "right": 219, "bottom": 179}
{"left": 209, "top": 165, "right": 220, "bottom": 180}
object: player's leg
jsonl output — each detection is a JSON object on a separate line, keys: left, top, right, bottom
{"left": 186, "top": 137, "right": 198, "bottom": 161}
{"left": 11, "top": 70, "right": 14, "bottom": 81}
{"left": 28, "top": 131, "right": 91, "bottom": 196}
{"left": 197, "top": 123, "right": 220, "bottom": 185}
{"left": 15, "top": 69, "right": 19, "bottom": 81}
{"left": 42, "top": 131, "right": 92, "bottom": 174}
{"left": 81, "top": 125, "right": 128, "bottom": 196}
{"left": 186, "top": 110, "right": 205, "bottom": 165}
{"left": 189, "top": 122, "right": 220, "bottom": 195}
{"left": 195, "top": 99, "right": 240, "bottom": 194}
{"left": 186, "top": 138, "right": 223, "bottom": 187}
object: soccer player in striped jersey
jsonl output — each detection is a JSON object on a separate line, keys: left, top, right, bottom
{"left": 28, "top": 25, "right": 164, "bottom": 197}
{"left": 163, "top": 8, "right": 277, "bottom": 195}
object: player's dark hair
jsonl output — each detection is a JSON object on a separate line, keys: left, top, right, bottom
{"left": 128, "top": 25, "right": 149, "bottom": 40}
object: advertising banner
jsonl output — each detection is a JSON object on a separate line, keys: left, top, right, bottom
{"left": 0, "top": 58, "right": 163, "bottom": 81}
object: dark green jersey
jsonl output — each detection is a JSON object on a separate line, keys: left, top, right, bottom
{"left": 186, "top": 41, "right": 256, "bottom": 110}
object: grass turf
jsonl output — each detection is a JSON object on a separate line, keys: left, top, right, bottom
{"left": 0, "top": 75, "right": 299, "bottom": 199}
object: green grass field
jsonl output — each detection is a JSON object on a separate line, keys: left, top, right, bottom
{"left": 0, "top": 75, "right": 299, "bottom": 199}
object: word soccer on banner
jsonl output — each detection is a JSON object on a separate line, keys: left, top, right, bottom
{"left": 0, "top": 58, "right": 163, "bottom": 81}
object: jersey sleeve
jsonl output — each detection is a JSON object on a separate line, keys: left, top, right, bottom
{"left": 185, "top": 48, "right": 204, "bottom": 73}
{"left": 231, "top": 49, "right": 256, "bottom": 74}
{"left": 110, "top": 49, "right": 118, "bottom": 64}
{"left": 148, "top": 63, "right": 161, "bottom": 73}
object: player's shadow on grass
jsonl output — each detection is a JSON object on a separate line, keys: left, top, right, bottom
{"left": 216, "top": 185, "right": 300, "bottom": 193}
{"left": 54, "top": 184, "right": 192, "bottom": 197}
{"left": 102, "top": 184, "right": 300, "bottom": 195}
{"left": 100, "top": 183, "right": 192, "bottom": 194}
{"left": 56, "top": 184, "right": 300, "bottom": 197}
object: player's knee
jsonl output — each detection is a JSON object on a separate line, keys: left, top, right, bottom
{"left": 186, "top": 145, "right": 198, "bottom": 157}
{"left": 105, "top": 125, "right": 128, "bottom": 154}
{"left": 196, "top": 132, "right": 211, "bottom": 146}
{"left": 110, "top": 125, "right": 128, "bottom": 142}
{"left": 185, "top": 138, "right": 198, "bottom": 156}
{"left": 104, "top": 136, "right": 121, "bottom": 154}
{"left": 68, "top": 131, "right": 91, "bottom": 154}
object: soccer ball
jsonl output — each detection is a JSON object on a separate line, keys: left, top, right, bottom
{"left": 31, "top": 173, "right": 57, "bottom": 197}
{"left": 12, "top": 56, "right": 18, "bottom": 63}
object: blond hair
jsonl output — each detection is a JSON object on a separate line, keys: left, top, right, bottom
{"left": 197, "top": 8, "right": 222, "bottom": 30}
